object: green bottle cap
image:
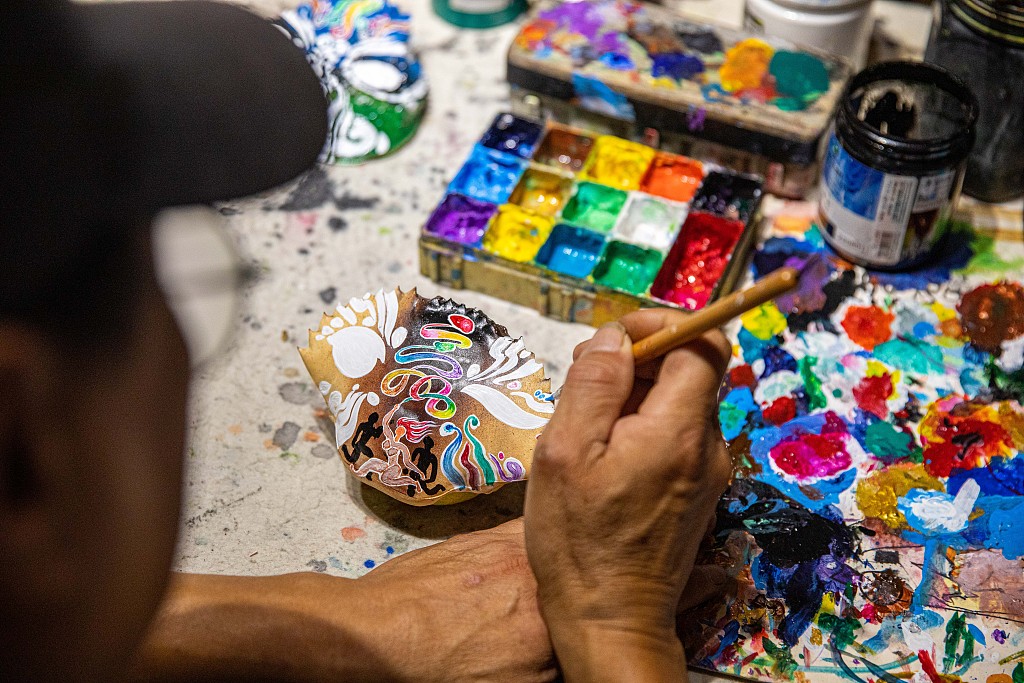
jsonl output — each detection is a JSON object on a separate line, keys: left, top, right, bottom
{"left": 433, "top": 0, "right": 527, "bottom": 29}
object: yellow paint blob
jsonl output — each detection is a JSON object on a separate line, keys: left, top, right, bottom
{"left": 865, "top": 359, "right": 888, "bottom": 378}
{"left": 720, "top": 38, "right": 774, "bottom": 93}
{"left": 740, "top": 302, "right": 787, "bottom": 340}
{"left": 855, "top": 464, "right": 944, "bottom": 530}
{"left": 987, "top": 674, "right": 1013, "bottom": 683}
{"left": 581, "top": 136, "right": 656, "bottom": 191}
{"left": 481, "top": 205, "right": 554, "bottom": 263}
{"left": 930, "top": 302, "right": 957, "bottom": 322}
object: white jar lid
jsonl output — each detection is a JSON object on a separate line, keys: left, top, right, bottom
{"left": 761, "top": 0, "right": 874, "bottom": 12}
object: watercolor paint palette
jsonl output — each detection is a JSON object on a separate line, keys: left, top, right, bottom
{"left": 419, "top": 113, "right": 763, "bottom": 325}
{"left": 506, "top": 0, "right": 853, "bottom": 198}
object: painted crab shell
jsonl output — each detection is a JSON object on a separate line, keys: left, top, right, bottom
{"left": 300, "top": 288, "right": 553, "bottom": 505}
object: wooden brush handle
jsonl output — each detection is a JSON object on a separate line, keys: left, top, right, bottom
{"left": 632, "top": 267, "right": 799, "bottom": 364}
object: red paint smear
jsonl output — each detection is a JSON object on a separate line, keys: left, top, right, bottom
{"left": 448, "top": 313, "right": 475, "bottom": 333}
{"left": 852, "top": 373, "right": 893, "bottom": 419}
{"left": 917, "top": 650, "right": 942, "bottom": 683}
{"left": 460, "top": 445, "right": 479, "bottom": 489}
{"left": 922, "top": 416, "right": 1013, "bottom": 478}
{"left": 770, "top": 413, "right": 851, "bottom": 480}
{"left": 841, "top": 305, "right": 894, "bottom": 351}
{"left": 341, "top": 526, "right": 365, "bottom": 542}
{"left": 763, "top": 396, "right": 797, "bottom": 425}
{"left": 650, "top": 212, "right": 745, "bottom": 311}
{"left": 729, "top": 364, "right": 757, "bottom": 389}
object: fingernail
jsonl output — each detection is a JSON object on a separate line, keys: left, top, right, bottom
{"left": 587, "top": 322, "right": 626, "bottom": 353}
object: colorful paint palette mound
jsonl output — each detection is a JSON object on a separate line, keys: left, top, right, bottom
{"left": 424, "top": 113, "right": 762, "bottom": 310}
{"left": 300, "top": 288, "right": 553, "bottom": 506}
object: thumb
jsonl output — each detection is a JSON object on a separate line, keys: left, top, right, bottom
{"left": 538, "top": 322, "right": 633, "bottom": 468}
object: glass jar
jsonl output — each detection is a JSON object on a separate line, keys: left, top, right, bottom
{"left": 925, "top": 0, "right": 1024, "bottom": 203}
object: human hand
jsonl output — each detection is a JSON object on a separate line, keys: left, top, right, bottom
{"left": 524, "top": 309, "right": 733, "bottom": 682}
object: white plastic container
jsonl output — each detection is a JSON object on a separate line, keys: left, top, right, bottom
{"left": 745, "top": 0, "right": 874, "bottom": 69}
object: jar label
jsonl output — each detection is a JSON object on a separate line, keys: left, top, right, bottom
{"left": 820, "top": 134, "right": 957, "bottom": 266}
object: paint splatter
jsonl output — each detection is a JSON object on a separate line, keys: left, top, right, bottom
{"left": 841, "top": 305, "right": 894, "bottom": 351}
{"left": 958, "top": 282, "right": 1024, "bottom": 354}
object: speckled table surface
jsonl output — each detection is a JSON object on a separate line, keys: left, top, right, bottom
{"left": 169, "top": 2, "right": 932, "bottom": 680}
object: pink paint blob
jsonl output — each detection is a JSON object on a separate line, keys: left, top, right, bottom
{"left": 770, "top": 416, "right": 852, "bottom": 481}
{"left": 341, "top": 526, "right": 366, "bottom": 542}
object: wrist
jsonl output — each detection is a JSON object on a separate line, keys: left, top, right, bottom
{"left": 549, "top": 621, "right": 687, "bottom": 683}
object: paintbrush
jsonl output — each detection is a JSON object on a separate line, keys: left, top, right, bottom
{"left": 551, "top": 265, "right": 801, "bottom": 400}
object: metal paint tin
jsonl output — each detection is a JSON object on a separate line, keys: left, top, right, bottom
{"left": 819, "top": 61, "right": 977, "bottom": 270}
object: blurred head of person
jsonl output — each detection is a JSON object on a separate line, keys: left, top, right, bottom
{"left": 0, "top": 1, "right": 326, "bottom": 677}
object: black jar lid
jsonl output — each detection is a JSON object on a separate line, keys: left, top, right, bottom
{"left": 952, "top": 0, "right": 1024, "bottom": 47}
{"left": 836, "top": 61, "right": 978, "bottom": 173}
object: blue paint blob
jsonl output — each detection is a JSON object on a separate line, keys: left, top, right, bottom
{"left": 448, "top": 144, "right": 526, "bottom": 204}
{"left": 720, "top": 387, "right": 757, "bottom": 441}
{"left": 738, "top": 326, "right": 773, "bottom": 362}
{"left": 651, "top": 52, "right": 704, "bottom": 80}
{"left": 479, "top": 113, "right": 543, "bottom": 159}
{"left": 913, "top": 321, "right": 937, "bottom": 338}
{"left": 948, "top": 457, "right": 1024, "bottom": 497}
{"left": 753, "top": 237, "right": 819, "bottom": 278}
{"left": 385, "top": 546, "right": 395, "bottom": 555}
{"left": 535, "top": 224, "right": 606, "bottom": 278}
{"left": 760, "top": 346, "right": 798, "bottom": 378}
{"left": 598, "top": 51, "right": 634, "bottom": 70}
{"left": 363, "top": 559, "right": 376, "bottom": 569}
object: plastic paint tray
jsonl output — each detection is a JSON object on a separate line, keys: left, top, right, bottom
{"left": 419, "top": 113, "right": 763, "bottom": 327}
{"left": 505, "top": 0, "right": 853, "bottom": 199}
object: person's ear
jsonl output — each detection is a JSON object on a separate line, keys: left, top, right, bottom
{"left": 0, "top": 323, "right": 64, "bottom": 594}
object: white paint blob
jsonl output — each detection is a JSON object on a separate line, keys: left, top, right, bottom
{"left": 461, "top": 384, "right": 550, "bottom": 430}
{"left": 328, "top": 325, "right": 385, "bottom": 379}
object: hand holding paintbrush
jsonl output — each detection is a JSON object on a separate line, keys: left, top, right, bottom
{"left": 552, "top": 263, "right": 803, "bottom": 399}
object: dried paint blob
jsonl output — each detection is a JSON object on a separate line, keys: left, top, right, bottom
{"left": 535, "top": 224, "right": 604, "bottom": 278}
{"left": 958, "top": 282, "right": 1024, "bottom": 354}
{"left": 591, "top": 241, "right": 663, "bottom": 295}
{"left": 841, "top": 305, "right": 895, "bottom": 351}
{"left": 560, "top": 181, "right": 628, "bottom": 233}
{"left": 719, "top": 38, "right": 773, "bottom": 93}
{"left": 533, "top": 127, "right": 595, "bottom": 173}
{"left": 640, "top": 153, "right": 704, "bottom": 203}
{"left": 481, "top": 205, "right": 554, "bottom": 263}
{"left": 447, "top": 145, "right": 526, "bottom": 205}
{"left": 424, "top": 194, "right": 497, "bottom": 245}
{"left": 612, "top": 194, "right": 687, "bottom": 251}
{"left": 479, "top": 113, "right": 544, "bottom": 159}
{"left": 509, "top": 168, "right": 574, "bottom": 217}
{"left": 276, "top": 0, "right": 428, "bottom": 165}
{"left": 581, "top": 136, "right": 656, "bottom": 191}
{"left": 769, "top": 51, "right": 829, "bottom": 112}
{"left": 650, "top": 212, "right": 745, "bottom": 310}
{"left": 300, "top": 288, "right": 552, "bottom": 506}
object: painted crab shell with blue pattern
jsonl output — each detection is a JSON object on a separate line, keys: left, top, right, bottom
{"left": 300, "top": 288, "right": 553, "bottom": 505}
{"left": 275, "top": 0, "right": 428, "bottom": 165}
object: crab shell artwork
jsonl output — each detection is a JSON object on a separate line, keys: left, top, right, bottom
{"left": 275, "top": 0, "right": 429, "bottom": 165}
{"left": 300, "top": 288, "right": 554, "bottom": 505}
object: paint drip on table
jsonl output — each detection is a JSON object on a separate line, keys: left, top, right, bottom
{"left": 681, "top": 219, "right": 1024, "bottom": 682}
{"left": 276, "top": 0, "right": 428, "bottom": 164}
{"left": 300, "top": 288, "right": 553, "bottom": 505}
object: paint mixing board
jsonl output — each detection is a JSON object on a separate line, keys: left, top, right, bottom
{"left": 419, "top": 113, "right": 763, "bottom": 326}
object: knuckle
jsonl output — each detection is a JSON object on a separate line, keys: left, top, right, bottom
{"left": 565, "top": 354, "right": 623, "bottom": 390}
{"left": 532, "top": 436, "right": 573, "bottom": 470}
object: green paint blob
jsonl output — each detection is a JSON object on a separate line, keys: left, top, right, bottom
{"left": 769, "top": 51, "right": 829, "bottom": 111}
{"left": 989, "top": 360, "right": 1024, "bottom": 402}
{"left": 1013, "top": 661, "right": 1024, "bottom": 683}
{"left": 561, "top": 182, "right": 628, "bottom": 234}
{"left": 865, "top": 421, "right": 912, "bottom": 462}
{"left": 762, "top": 638, "right": 799, "bottom": 679}
{"left": 943, "top": 611, "right": 974, "bottom": 672}
{"left": 959, "top": 229, "right": 1024, "bottom": 275}
{"left": 874, "top": 338, "right": 944, "bottom": 375}
{"left": 832, "top": 388, "right": 843, "bottom": 398}
{"left": 720, "top": 401, "right": 749, "bottom": 438}
{"left": 592, "top": 241, "right": 663, "bottom": 295}
{"left": 818, "top": 613, "right": 860, "bottom": 652}
{"left": 799, "top": 356, "right": 828, "bottom": 410}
